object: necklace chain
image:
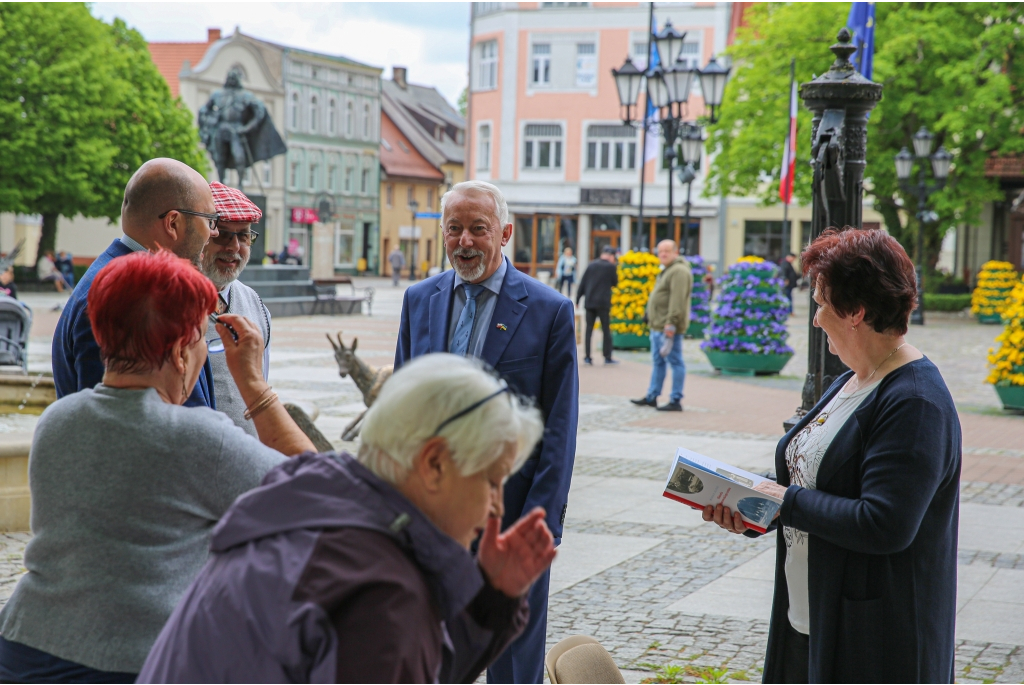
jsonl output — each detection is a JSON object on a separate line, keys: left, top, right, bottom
{"left": 813, "top": 343, "right": 907, "bottom": 426}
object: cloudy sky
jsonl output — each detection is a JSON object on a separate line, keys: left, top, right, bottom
{"left": 91, "top": 2, "right": 471, "bottom": 106}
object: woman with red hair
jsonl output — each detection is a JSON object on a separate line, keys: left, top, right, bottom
{"left": 705, "top": 228, "right": 961, "bottom": 683}
{"left": 0, "top": 251, "right": 314, "bottom": 682}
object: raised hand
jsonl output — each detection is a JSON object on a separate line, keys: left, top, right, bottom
{"left": 478, "top": 507, "right": 557, "bottom": 598}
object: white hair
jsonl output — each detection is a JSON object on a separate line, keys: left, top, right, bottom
{"left": 440, "top": 180, "right": 510, "bottom": 229}
{"left": 357, "top": 353, "right": 543, "bottom": 484}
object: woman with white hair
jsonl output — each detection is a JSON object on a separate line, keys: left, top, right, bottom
{"left": 138, "top": 353, "right": 554, "bottom": 684}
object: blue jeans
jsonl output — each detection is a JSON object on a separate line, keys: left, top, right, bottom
{"left": 647, "top": 330, "right": 685, "bottom": 403}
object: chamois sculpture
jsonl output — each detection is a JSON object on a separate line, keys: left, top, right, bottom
{"left": 327, "top": 332, "right": 393, "bottom": 441}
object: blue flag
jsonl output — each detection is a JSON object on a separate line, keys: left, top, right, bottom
{"left": 847, "top": 2, "right": 876, "bottom": 80}
{"left": 642, "top": 13, "right": 661, "bottom": 164}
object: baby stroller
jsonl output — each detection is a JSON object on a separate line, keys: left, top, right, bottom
{"left": 0, "top": 296, "right": 32, "bottom": 373}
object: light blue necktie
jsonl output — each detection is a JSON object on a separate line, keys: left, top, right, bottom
{"left": 450, "top": 284, "right": 484, "bottom": 357}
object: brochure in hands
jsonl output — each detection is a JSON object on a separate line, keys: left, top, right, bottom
{"left": 662, "top": 448, "right": 788, "bottom": 534}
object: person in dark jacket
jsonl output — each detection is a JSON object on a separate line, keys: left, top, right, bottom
{"left": 52, "top": 158, "right": 219, "bottom": 408}
{"left": 703, "top": 228, "right": 961, "bottom": 683}
{"left": 139, "top": 353, "right": 556, "bottom": 684}
{"left": 576, "top": 245, "right": 619, "bottom": 365}
{"left": 780, "top": 253, "right": 799, "bottom": 315}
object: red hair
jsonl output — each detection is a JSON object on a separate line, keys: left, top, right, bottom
{"left": 88, "top": 250, "right": 218, "bottom": 374}
{"left": 801, "top": 227, "right": 918, "bottom": 336}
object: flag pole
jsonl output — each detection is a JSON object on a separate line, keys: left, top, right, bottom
{"left": 635, "top": 1, "right": 654, "bottom": 251}
{"left": 783, "top": 57, "right": 795, "bottom": 253}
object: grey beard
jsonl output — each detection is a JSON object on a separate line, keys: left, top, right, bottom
{"left": 450, "top": 248, "right": 487, "bottom": 282}
{"left": 202, "top": 251, "right": 249, "bottom": 289}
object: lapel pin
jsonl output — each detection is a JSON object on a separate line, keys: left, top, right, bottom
{"left": 496, "top": 323, "right": 507, "bottom": 331}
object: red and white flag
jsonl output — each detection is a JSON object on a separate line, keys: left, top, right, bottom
{"left": 779, "top": 74, "right": 797, "bottom": 204}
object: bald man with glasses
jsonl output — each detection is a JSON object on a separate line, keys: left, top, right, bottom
{"left": 201, "top": 183, "right": 272, "bottom": 436}
{"left": 53, "top": 158, "right": 220, "bottom": 408}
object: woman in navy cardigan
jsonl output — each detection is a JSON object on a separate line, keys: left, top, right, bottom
{"left": 704, "top": 228, "right": 961, "bottom": 683}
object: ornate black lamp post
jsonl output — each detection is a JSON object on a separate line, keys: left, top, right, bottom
{"left": 611, "top": 17, "right": 728, "bottom": 252}
{"left": 678, "top": 122, "right": 703, "bottom": 254}
{"left": 783, "top": 28, "right": 883, "bottom": 431}
{"left": 894, "top": 127, "right": 952, "bottom": 326}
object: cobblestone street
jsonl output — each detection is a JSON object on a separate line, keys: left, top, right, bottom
{"left": 4, "top": 281, "right": 1024, "bottom": 683}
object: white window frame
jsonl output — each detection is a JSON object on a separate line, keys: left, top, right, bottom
{"left": 531, "top": 43, "right": 551, "bottom": 86}
{"left": 309, "top": 94, "right": 318, "bottom": 133}
{"left": 344, "top": 166, "right": 353, "bottom": 193}
{"left": 309, "top": 163, "right": 318, "bottom": 191}
{"left": 360, "top": 167, "right": 369, "bottom": 194}
{"left": 328, "top": 98, "right": 337, "bottom": 135}
{"left": 328, "top": 165, "right": 337, "bottom": 191}
{"left": 363, "top": 103, "right": 371, "bottom": 139}
{"left": 289, "top": 161, "right": 299, "bottom": 189}
{"left": 289, "top": 92, "right": 299, "bottom": 129}
{"left": 522, "top": 123, "right": 563, "bottom": 170}
{"left": 475, "top": 40, "right": 498, "bottom": 91}
{"left": 346, "top": 101, "right": 354, "bottom": 136}
{"left": 261, "top": 161, "right": 272, "bottom": 186}
{"left": 334, "top": 224, "right": 356, "bottom": 268}
{"left": 584, "top": 124, "right": 638, "bottom": 172}
{"left": 477, "top": 122, "right": 492, "bottom": 171}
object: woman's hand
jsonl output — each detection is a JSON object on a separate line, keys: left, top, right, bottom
{"left": 478, "top": 507, "right": 557, "bottom": 598}
{"left": 702, "top": 503, "right": 749, "bottom": 534}
{"left": 216, "top": 313, "right": 266, "bottom": 402}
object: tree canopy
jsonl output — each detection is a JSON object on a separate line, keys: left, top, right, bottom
{"left": 0, "top": 3, "right": 207, "bottom": 257}
{"left": 705, "top": 2, "right": 1024, "bottom": 269}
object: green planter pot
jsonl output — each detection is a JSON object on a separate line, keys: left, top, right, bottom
{"left": 685, "top": 322, "right": 707, "bottom": 338}
{"left": 994, "top": 384, "right": 1024, "bottom": 411}
{"left": 704, "top": 350, "right": 793, "bottom": 377}
{"left": 978, "top": 313, "right": 1004, "bottom": 324}
{"left": 612, "top": 332, "right": 650, "bottom": 350}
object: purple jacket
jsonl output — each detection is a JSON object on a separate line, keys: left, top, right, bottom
{"left": 137, "top": 452, "right": 529, "bottom": 683}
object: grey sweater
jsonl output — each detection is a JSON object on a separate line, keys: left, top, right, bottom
{"left": 0, "top": 385, "right": 286, "bottom": 673}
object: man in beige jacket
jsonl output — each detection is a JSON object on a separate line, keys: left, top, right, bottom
{"left": 631, "top": 240, "right": 692, "bottom": 411}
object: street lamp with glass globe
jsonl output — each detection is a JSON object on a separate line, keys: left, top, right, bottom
{"left": 678, "top": 123, "right": 703, "bottom": 255}
{"left": 610, "top": 17, "right": 729, "bottom": 254}
{"left": 894, "top": 126, "right": 952, "bottom": 325}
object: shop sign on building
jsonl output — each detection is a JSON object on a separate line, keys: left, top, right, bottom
{"left": 291, "top": 207, "right": 319, "bottom": 224}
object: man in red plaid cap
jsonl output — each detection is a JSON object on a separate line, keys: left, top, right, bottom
{"left": 202, "top": 182, "right": 272, "bottom": 437}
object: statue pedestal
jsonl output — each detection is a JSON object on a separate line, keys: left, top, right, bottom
{"left": 311, "top": 221, "right": 334, "bottom": 280}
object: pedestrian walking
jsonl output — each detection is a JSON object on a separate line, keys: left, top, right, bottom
{"left": 396, "top": 180, "right": 577, "bottom": 685}
{"left": 632, "top": 240, "right": 692, "bottom": 412}
{"left": 555, "top": 247, "right": 577, "bottom": 297}
{"left": 52, "top": 158, "right": 218, "bottom": 408}
{"left": 576, "top": 245, "right": 619, "bottom": 365}
{"left": 388, "top": 246, "right": 405, "bottom": 286}
{"left": 781, "top": 252, "right": 799, "bottom": 315}
{"left": 704, "top": 228, "right": 961, "bottom": 683}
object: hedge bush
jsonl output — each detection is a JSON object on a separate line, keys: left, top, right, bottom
{"left": 923, "top": 293, "right": 971, "bottom": 311}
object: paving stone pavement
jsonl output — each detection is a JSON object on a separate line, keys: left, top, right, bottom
{"left": 8, "top": 280, "right": 1024, "bottom": 684}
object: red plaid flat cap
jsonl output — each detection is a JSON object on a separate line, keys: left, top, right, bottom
{"left": 210, "top": 182, "right": 262, "bottom": 223}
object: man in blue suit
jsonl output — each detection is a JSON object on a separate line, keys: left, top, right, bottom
{"left": 53, "top": 158, "right": 219, "bottom": 408}
{"left": 396, "top": 180, "right": 578, "bottom": 684}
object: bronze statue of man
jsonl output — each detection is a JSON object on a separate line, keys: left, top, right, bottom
{"left": 198, "top": 68, "right": 286, "bottom": 190}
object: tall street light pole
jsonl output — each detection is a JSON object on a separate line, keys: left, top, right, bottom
{"left": 678, "top": 122, "right": 703, "bottom": 254}
{"left": 895, "top": 127, "right": 952, "bottom": 326}
{"left": 408, "top": 198, "right": 419, "bottom": 281}
{"left": 613, "top": 17, "right": 728, "bottom": 254}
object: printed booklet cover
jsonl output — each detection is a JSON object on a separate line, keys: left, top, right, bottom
{"left": 662, "top": 448, "right": 787, "bottom": 534}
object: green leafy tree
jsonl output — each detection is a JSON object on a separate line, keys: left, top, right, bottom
{"left": 0, "top": 4, "right": 206, "bottom": 261}
{"left": 705, "top": 2, "right": 1024, "bottom": 269}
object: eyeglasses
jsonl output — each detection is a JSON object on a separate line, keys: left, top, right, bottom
{"left": 206, "top": 313, "right": 238, "bottom": 353}
{"left": 209, "top": 229, "right": 259, "bottom": 246}
{"left": 432, "top": 386, "right": 511, "bottom": 436}
{"left": 158, "top": 209, "right": 220, "bottom": 232}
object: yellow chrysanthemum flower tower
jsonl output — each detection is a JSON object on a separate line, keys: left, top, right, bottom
{"left": 986, "top": 275, "right": 1024, "bottom": 411}
{"left": 610, "top": 250, "right": 661, "bottom": 347}
{"left": 972, "top": 261, "right": 1019, "bottom": 323}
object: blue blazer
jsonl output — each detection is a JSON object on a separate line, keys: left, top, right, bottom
{"left": 762, "top": 358, "right": 960, "bottom": 683}
{"left": 395, "top": 258, "right": 579, "bottom": 538}
{"left": 52, "top": 239, "right": 216, "bottom": 409}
